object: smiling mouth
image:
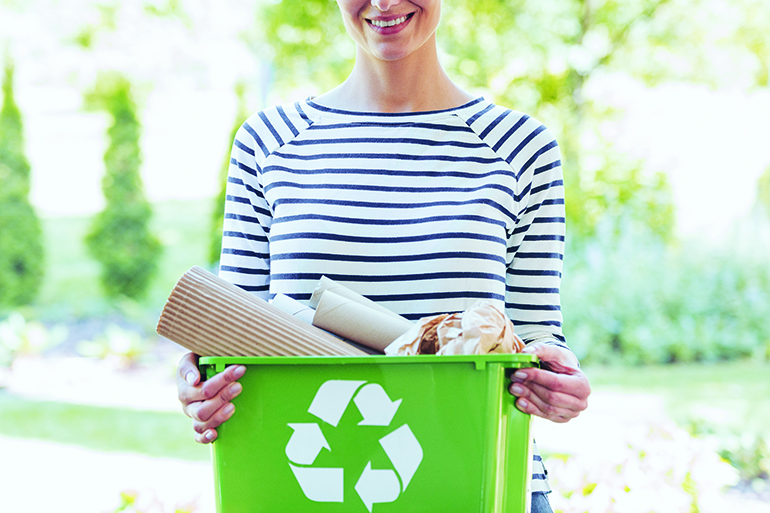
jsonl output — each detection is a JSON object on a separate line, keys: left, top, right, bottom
{"left": 367, "top": 12, "right": 415, "bottom": 28}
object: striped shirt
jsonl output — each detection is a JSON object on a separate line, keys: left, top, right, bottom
{"left": 219, "top": 97, "right": 569, "bottom": 493}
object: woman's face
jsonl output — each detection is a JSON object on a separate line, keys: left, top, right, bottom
{"left": 336, "top": 0, "right": 442, "bottom": 62}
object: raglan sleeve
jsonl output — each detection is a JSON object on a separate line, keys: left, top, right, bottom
{"left": 217, "top": 118, "right": 273, "bottom": 300}
{"left": 505, "top": 124, "right": 572, "bottom": 353}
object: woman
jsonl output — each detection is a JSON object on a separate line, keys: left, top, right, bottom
{"left": 177, "top": 0, "right": 591, "bottom": 511}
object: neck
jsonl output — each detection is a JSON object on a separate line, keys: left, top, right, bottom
{"left": 318, "top": 34, "right": 473, "bottom": 113}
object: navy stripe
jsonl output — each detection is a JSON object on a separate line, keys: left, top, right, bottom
{"left": 233, "top": 159, "right": 258, "bottom": 178}
{"left": 271, "top": 251, "right": 507, "bottom": 264}
{"left": 366, "top": 290, "right": 505, "bottom": 303}
{"left": 506, "top": 124, "right": 546, "bottom": 163}
{"left": 492, "top": 115, "right": 529, "bottom": 152}
{"left": 514, "top": 139, "right": 558, "bottom": 169}
{"left": 270, "top": 231, "right": 506, "bottom": 246}
{"left": 276, "top": 105, "right": 299, "bottom": 137}
{"left": 221, "top": 248, "right": 269, "bottom": 259}
{"left": 225, "top": 213, "right": 263, "bottom": 225}
{"left": 294, "top": 102, "right": 312, "bottom": 125}
{"left": 265, "top": 181, "right": 513, "bottom": 196}
{"left": 534, "top": 160, "right": 561, "bottom": 175}
{"left": 287, "top": 137, "right": 487, "bottom": 149}
{"left": 262, "top": 164, "right": 515, "bottom": 181}
{"left": 508, "top": 303, "right": 561, "bottom": 311}
{"left": 271, "top": 150, "right": 500, "bottom": 164}
{"left": 531, "top": 179, "right": 563, "bottom": 195}
{"left": 222, "top": 231, "right": 268, "bottom": 242}
{"left": 479, "top": 110, "right": 511, "bottom": 139}
{"left": 507, "top": 286, "right": 560, "bottom": 294}
{"left": 258, "top": 111, "right": 284, "bottom": 146}
{"left": 219, "top": 265, "right": 269, "bottom": 275}
{"left": 270, "top": 271, "right": 505, "bottom": 283}
{"left": 515, "top": 252, "right": 564, "bottom": 260}
{"left": 242, "top": 122, "right": 270, "bottom": 158}
{"left": 507, "top": 269, "right": 562, "bottom": 277}
{"left": 307, "top": 97, "right": 484, "bottom": 116}
{"left": 272, "top": 213, "right": 508, "bottom": 228}
{"left": 465, "top": 103, "right": 495, "bottom": 126}
{"left": 310, "top": 121, "right": 476, "bottom": 133}
{"left": 234, "top": 139, "right": 255, "bottom": 156}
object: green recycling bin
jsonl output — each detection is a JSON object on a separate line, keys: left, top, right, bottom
{"left": 200, "top": 353, "right": 537, "bottom": 513}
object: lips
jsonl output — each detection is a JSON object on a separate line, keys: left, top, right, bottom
{"left": 366, "top": 12, "right": 415, "bottom": 33}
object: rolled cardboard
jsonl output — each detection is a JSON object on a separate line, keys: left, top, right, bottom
{"left": 309, "top": 276, "right": 407, "bottom": 322}
{"left": 312, "top": 290, "right": 414, "bottom": 353}
{"left": 156, "top": 267, "right": 366, "bottom": 357}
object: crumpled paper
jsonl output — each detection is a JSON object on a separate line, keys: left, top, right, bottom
{"left": 384, "top": 300, "right": 525, "bottom": 355}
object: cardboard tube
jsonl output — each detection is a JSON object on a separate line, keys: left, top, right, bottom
{"left": 309, "top": 276, "right": 407, "bottom": 322}
{"left": 312, "top": 290, "right": 414, "bottom": 352}
{"left": 156, "top": 267, "right": 366, "bottom": 357}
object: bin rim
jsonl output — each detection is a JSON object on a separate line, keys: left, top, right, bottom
{"left": 199, "top": 353, "right": 538, "bottom": 368}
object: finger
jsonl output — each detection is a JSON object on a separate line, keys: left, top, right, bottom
{"left": 194, "top": 428, "right": 218, "bottom": 444}
{"left": 511, "top": 367, "right": 591, "bottom": 400}
{"left": 514, "top": 393, "right": 579, "bottom": 423}
{"left": 510, "top": 380, "right": 586, "bottom": 420}
{"left": 191, "top": 401, "right": 237, "bottom": 436}
{"left": 188, "top": 380, "right": 243, "bottom": 423}
{"left": 178, "top": 364, "right": 246, "bottom": 408}
{"left": 177, "top": 352, "right": 201, "bottom": 387}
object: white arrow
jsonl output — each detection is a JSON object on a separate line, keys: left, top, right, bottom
{"left": 354, "top": 462, "right": 400, "bottom": 512}
{"left": 354, "top": 383, "right": 402, "bottom": 426}
{"left": 309, "top": 380, "right": 366, "bottom": 427}
{"left": 285, "top": 423, "right": 330, "bottom": 465}
{"left": 380, "top": 424, "right": 423, "bottom": 491}
{"left": 289, "top": 464, "right": 344, "bottom": 503}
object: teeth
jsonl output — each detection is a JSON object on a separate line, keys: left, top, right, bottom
{"left": 370, "top": 15, "right": 408, "bottom": 28}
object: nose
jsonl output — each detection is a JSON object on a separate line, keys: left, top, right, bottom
{"left": 371, "top": 0, "right": 402, "bottom": 12}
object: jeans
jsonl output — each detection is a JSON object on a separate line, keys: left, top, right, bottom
{"left": 531, "top": 492, "right": 553, "bottom": 513}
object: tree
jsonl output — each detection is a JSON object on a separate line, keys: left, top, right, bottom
{"left": 257, "top": 0, "right": 770, "bottom": 242}
{"left": 84, "top": 73, "right": 161, "bottom": 300}
{"left": 0, "top": 57, "right": 44, "bottom": 309}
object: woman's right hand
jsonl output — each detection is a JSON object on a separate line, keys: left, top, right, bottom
{"left": 176, "top": 352, "right": 246, "bottom": 443}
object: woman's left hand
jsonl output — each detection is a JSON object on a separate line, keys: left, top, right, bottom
{"left": 508, "top": 342, "right": 591, "bottom": 423}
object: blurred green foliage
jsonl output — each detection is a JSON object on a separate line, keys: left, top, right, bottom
{"left": 209, "top": 82, "right": 249, "bottom": 266}
{"left": 84, "top": 73, "right": 162, "bottom": 300}
{"left": 563, "top": 219, "right": 770, "bottom": 365}
{"left": 0, "top": 58, "right": 45, "bottom": 310}
{"left": 257, "top": 0, "right": 691, "bottom": 240}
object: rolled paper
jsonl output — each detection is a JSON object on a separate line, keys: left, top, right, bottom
{"left": 309, "top": 276, "right": 407, "bottom": 322}
{"left": 312, "top": 290, "right": 414, "bottom": 353}
{"left": 270, "top": 294, "right": 316, "bottom": 324}
{"left": 156, "top": 267, "right": 366, "bottom": 357}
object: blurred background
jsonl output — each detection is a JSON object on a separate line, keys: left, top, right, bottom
{"left": 0, "top": 0, "right": 768, "bottom": 512}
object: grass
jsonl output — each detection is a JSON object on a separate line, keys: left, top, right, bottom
{"left": 0, "top": 360, "right": 767, "bottom": 462}
{"left": 584, "top": 359, "right": 770, "bottom": 437}
{"left": 0, "top": 389, "right": 210, "bottom": 462}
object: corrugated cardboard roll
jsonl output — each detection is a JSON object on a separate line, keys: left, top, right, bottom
{"left": 156, "top": 266, "right": 366, "bottom": 357}
{"left": 312, "top": 290, "right": 414, "bottom": 352}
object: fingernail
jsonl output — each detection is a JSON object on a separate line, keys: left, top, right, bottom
{"left": 229, "top": 383, "right": 242, "bottom": 396}
{"left": 513, "top": 370, "right": 527, "bottom": 381}
{"left": 185, "top": 371, "right": 197, "bottom": 385}
{"left": 233, "top": 365, "right": 246, "bottom": 378}
{"left": 205, "top": 430, "right": 215, "bottom": 441}
{"left": 511, "top": 384, "right": 523, "bottom": 395}
{"left": 223, "top": 403, "right": 235, "bottom": 416}
{"left": 518, "top": 398, "right": 529, "bottom": 409}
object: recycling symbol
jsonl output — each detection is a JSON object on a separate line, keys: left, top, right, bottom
{"left": 285, "top": 380, "right": 423, "bottom": 511}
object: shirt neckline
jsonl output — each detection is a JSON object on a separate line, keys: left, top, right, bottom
{"left": 304, "top": 96, "right": 487, "bottom": 121}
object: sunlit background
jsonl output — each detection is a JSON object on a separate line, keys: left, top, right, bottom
{"left": 1, "top": 0, "right": 769, "bottom": 512}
